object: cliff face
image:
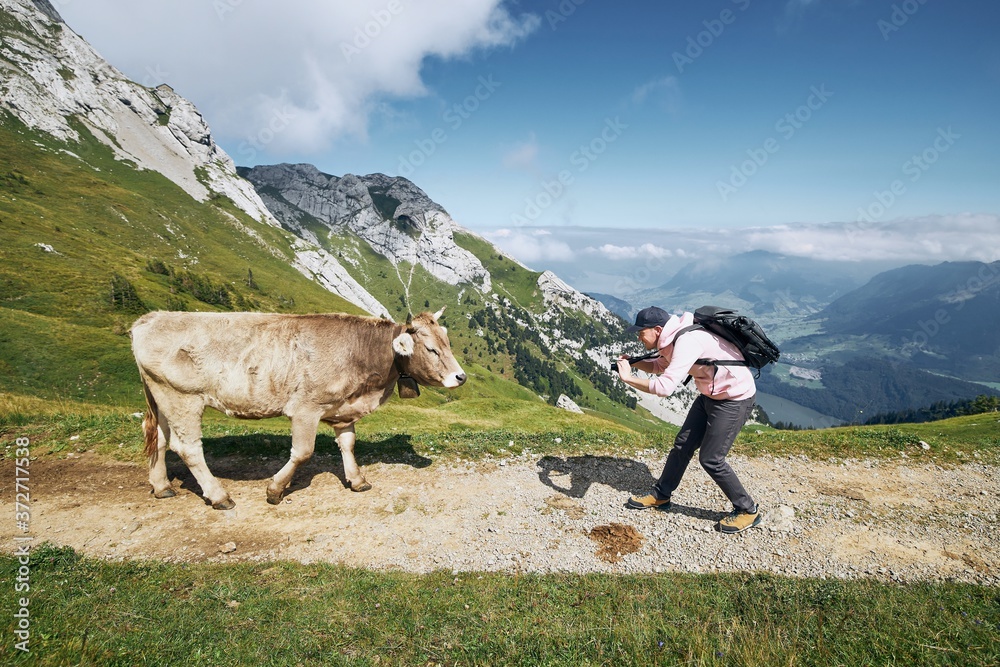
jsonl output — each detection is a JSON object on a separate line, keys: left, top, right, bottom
{"left": 0, "top": 0, "right": 386, "bottom": 316}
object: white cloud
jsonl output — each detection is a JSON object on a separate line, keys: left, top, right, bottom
{"left": 58, "top": 1, "right": 540, "bottom": 156}
{"left": 631, "top": 76, "right": 681, "bottom": 112}
{"left": 482, "top": 229, "right": 574, "bottom": 264}
{"left": 590, "top": 243, "right": 674, "bottom": 261}
{"left": 501, "top": 133, "right": 539, "bottom": 170}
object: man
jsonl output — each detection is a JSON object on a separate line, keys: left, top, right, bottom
{"left": 616, "top": 306, "right": 761, "bottom": 533}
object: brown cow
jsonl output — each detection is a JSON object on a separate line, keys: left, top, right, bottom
{"left": 130, "top": 308, "right": 465, "bottom": 509}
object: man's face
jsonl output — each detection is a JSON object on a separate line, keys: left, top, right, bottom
{"left": 637, "top": 325, "right": 661, "bottom": 350}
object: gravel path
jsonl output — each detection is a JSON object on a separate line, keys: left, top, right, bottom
{"left": 3, "top": 450, "right": 997, "bottom": 585}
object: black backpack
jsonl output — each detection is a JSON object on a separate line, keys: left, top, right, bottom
{"left": 674, "top": 306, "right": 781, "bottom": 378}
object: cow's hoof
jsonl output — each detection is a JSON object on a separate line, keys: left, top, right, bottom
{"left": 152, "top": 487, "right": 176, "bottom": 499}
{"left": 212, "top": 497, "right": 236, "bottom": 510}
{"left": 266, "top": 488, "right": 283, "bottom": 505}
{"left": 350, "top": 481, "right": 372, "bottom": 492}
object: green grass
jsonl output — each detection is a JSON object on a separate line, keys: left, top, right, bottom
{"left": 1, "top": 544, "right": 997, "bottom": 666}
{"left": 739, "top": 413, "right": 1000, "bottom": 464}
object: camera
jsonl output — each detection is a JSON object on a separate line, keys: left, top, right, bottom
{"left": 609, "top": 350, "right": 660, "bottom": 371}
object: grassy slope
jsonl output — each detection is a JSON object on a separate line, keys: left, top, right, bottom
{"left": 0, "top": 114, "right": 364, "bottom": 404}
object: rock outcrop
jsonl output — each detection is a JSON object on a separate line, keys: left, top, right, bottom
{"left": 240, "top": 164, "right": 492, "bottom": 291}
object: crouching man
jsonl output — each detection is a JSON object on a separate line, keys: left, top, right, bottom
{"left": 616, "top": 306, "right": 761, "bottom": 533}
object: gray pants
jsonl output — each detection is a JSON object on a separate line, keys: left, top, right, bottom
{"left": 653, "top": 394, "right": 757, "bottom": 513}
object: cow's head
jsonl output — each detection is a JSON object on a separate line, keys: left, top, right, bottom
{"left": 392, "top": 307, "right": 467, "bottom": 389}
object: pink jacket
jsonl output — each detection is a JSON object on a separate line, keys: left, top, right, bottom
{"left": 647, "top": 312, "right": 756, "bottom": 401}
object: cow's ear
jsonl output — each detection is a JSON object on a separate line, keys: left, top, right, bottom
{"left": 433, "top": 306, "right": 446, "bottom": 321}
{"left": 392, "top": 332, "right": 415, "bottom": 356}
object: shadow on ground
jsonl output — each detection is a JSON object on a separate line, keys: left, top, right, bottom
{"left": 168, "top": 433, "right": 431, "bottom": 503}
{"left": 536, "top": 454, "right": 728, "bottom": 522}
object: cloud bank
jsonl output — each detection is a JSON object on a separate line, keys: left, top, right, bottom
{"left": 480, "top": 213, "right": 1000, "bottom": 292}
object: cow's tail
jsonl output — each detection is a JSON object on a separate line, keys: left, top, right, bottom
{"left": 140, "top": 378, "right": 160, "bottom": 465}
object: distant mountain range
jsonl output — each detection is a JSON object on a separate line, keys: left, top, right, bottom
{"left": 812, "top": 261, "right": 1000, "bottom": 377}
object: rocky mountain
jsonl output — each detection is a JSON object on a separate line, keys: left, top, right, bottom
{"left": 239, "top": 164, "right": 492, "bottom": 293}
{"left": 0, "top": 0, "right": 384, "bottom": 317}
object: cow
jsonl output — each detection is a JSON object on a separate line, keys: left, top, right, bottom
{"left": 130, "top": 308, "right": 466, "bottom": 509}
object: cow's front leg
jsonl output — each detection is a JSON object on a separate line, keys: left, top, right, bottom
{"left": 267, "top": 414, "right": 319, "bottom": 505}
{"left": 336, "top": 424, "right": 371, "bottom": 492}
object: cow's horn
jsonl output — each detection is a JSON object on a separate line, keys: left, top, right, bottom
{"left": 405, "top": 312, "right": 413, "bottom": 325}
{"left": 432, "top": 306, "right": 446, "bottom": 321}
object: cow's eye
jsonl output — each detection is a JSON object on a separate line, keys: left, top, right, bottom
{"left": 425, "top": 345, "right": 440, "bottom": 356}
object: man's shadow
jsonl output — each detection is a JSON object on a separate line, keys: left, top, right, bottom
{"left": 537, "top": 455, "right": 728, "bottom": 522}
{"left": 166, "top": 432, "right": 431, "bottom": 502}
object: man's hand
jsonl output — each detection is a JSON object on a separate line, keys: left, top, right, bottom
{"left": 616, "top": 356, "right": 631, "bottom": 379}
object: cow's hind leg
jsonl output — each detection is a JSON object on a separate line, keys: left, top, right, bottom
{"left": 148, "top": 413, "right": 175, "bottom": 499}
{"left": 335, "top": 424, "right": 371, "bottom": 492}
{"left": 169, "top": 404, "right": 234, "bottom": 510}
{"left": 267, "top": 415, "right": 320, "bottom": 505}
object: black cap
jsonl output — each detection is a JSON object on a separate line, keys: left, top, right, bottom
{"left": 626, "top": 306, "right": 670, "bottom": 334}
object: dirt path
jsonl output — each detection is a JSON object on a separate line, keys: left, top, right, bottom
{"left": 2, "top": 449, "right": 997, "bottom": 584}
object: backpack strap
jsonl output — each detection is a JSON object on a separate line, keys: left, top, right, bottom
{"left": 670, "top": 324, "right": 703, "bottom": 345}
{"left": 675, "top": 327, "right": 757, "bottom": 386}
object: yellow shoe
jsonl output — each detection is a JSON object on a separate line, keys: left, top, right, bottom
{"left": 717, "top": 505, "right": 762, "bottom": 533}
{"left": 626, "top": 494, "right": 671, "bottom": 511}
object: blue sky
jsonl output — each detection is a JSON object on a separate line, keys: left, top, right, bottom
{"left": 59, "top": 0, "right": 1000, "bottom": 292}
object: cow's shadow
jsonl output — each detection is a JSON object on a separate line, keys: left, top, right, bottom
{"left": 536, "top": 455, "right": 728, "bottom": 522}
{"left": 167, "top": 432, "right": 431, "bottom": 502}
